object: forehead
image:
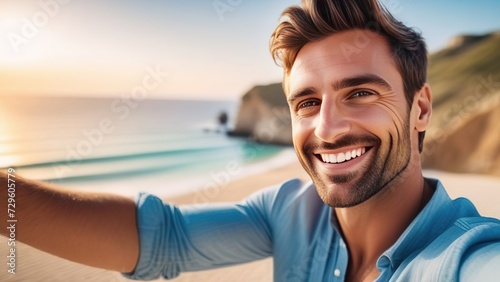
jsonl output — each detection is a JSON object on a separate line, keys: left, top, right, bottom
{"left": 288, "top": 29, "right": 402, "bottom": 95}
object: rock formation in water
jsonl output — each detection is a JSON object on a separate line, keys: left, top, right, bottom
{"left": 229, "top": 83, "right": 292, "bottom": 145}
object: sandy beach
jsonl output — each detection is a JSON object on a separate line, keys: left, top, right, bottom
{"left": 1, "top": 160, "right": 499, "bottom": 282}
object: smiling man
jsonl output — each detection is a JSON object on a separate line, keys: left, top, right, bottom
{"left": 284, "top": 30, "right": 434, "bottom": 280}
{"left": 1, "top": 0, "right": 500, "bottom": 281}
{"left": 287, "top": 32, "right": 421, "bottom": 209}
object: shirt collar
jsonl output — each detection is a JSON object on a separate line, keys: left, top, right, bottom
{"left": 378, "top": 178, "right": 478, "bottom": 270}
{"left": 328, "top": 178, "right": 477, "bottom": 270}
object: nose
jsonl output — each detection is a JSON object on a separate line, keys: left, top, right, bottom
{"left": 314, "top": 99, "right": 351, "bottom": 142}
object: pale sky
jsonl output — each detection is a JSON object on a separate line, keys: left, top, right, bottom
{"left": 1, "top": 0, "right": 499, "bottom": 100}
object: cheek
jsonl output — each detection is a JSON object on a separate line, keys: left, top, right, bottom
{"left": 292, "top": 117, "right": 314, "bottom": 147}
{"left": 360, "top": 100, "right": 407, "bottom": 133}
{"left": 348, "top": 103, "right": 407, "bottom": 145}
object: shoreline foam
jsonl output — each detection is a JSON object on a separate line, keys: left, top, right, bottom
{"left": 55, "top": 147, "right": 299, "bottom": 199}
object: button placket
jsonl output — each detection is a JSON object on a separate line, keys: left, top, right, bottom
{"left": 332, "top": 236, "right": 348, "bottom": 281}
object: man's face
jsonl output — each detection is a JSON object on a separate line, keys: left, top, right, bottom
{"left": 287, "top": 30, "right": 415, "bottom": 208}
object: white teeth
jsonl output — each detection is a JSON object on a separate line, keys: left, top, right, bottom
{"left": 337, "top": 153, "right": 345, "bottom": 162}
{"left": 319, "top": 147, "right": 368, "bottom": 164}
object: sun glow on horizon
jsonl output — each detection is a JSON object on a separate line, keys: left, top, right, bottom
{"left": 1, "top": 0, "right": 499, "bottom": 99}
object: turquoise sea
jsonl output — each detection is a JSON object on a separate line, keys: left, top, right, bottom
{"left": 0, "top": 96, "right": 290, "bottom": 197}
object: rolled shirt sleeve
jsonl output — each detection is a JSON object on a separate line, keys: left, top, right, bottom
{"left": 123, "top": 189, "right": 275, "bottom": 280}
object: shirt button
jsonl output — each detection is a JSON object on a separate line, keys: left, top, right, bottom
{"left": 334, "top": 268, "right": 341, "bottom": 277}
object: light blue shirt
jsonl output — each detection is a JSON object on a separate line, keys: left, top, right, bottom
{"left": 124, "top": 178, "right": 500, "bottom": 281}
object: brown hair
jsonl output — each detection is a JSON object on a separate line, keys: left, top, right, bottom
{"left": 270, "top": 0, "right": 427, "bottom": 152}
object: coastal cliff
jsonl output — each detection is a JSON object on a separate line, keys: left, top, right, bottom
{"left": 229, "top": 83, "right": 292, "bottom": 145}
{"left": 231, "top": 31, "right": 500, "bottom": 176}
{"left": 423, "top": 31, "right": 500, "bottom": 176}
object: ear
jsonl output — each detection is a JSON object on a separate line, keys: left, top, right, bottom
{"left": 414, "top": 83, "right": 432, "bottom": 132}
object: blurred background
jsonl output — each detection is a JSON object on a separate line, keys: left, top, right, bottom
{"left": 1, "top": 0, "right": 305, "bottom": 196}
{"left": 1, "top": 0, "right": 499, "bottom": 99}
{"left": 0, "top": 0, "right": 499, "bottom": 280}
{"left": 1, "top": 0, "right": 499, "bottom": 196}
{"left": 0, "top": 0, "right": 500, "bottom": 194}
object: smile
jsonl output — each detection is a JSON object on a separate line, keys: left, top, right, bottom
{"left": 318, "top": 147, "right": 370, "bottom": 164}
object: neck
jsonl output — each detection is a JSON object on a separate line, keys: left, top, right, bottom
{"left": 335, "top": 165, "right": 433, "bottom": 280}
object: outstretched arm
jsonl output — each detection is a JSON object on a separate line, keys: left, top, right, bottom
{"left": 0, "top": 170, "right": 139, "bottom": 272}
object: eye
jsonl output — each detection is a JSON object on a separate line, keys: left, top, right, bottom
{"left": 349, "top": 90, "right": 375, "bottom": 99}
{"left": 297, "top": 99, "right": 320, "bottom": 110}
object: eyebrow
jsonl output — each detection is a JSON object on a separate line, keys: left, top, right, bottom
{"left": 288, "top": 74, "right": 392, "bottom": 104}
{"left": 332, "top": 74, "right": 392, "bottom": 92}
{"left": 287, "top": 87, "right": 316, "bottom": 105}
